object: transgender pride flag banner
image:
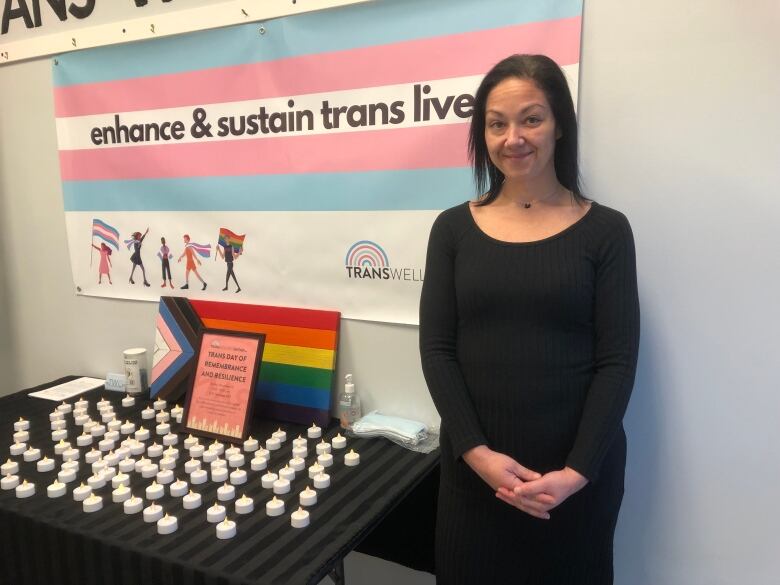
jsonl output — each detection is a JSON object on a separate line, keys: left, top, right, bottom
{"left": 54, "top": 0, "right": 582, "bottom": 325}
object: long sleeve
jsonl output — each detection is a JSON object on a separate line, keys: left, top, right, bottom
{"left": 565, "top": 212, "right": 640, "bottom": 481}
{"left": 419, "top": 211, "right": 488, "bottom": 460}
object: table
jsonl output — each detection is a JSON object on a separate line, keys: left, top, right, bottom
{"left": 0, "top": 377, "right": 439, "bottom": 585}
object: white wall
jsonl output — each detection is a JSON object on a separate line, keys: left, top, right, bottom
{"left": 1, "top": 1, "right": 779, "bottom": 584}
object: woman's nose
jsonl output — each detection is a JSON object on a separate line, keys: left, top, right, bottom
{"left": 505, "top": 124, "right": 526, "bottom": 145}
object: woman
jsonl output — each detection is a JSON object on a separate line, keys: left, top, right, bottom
{"left": 128, "top": 228, "right": 150, "bottom": 287}
{"left": 91, "top": 242, "right": 112, "bottom": 284}
{"left": 419, "top": 54, "right": 640, "bottom": 584}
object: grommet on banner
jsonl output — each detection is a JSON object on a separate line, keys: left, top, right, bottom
{"left": 72, "top": 38, "right": 77, "bottom": 47}
{"left": 53, "top": 58, "right": 58, "bottom": 65}
{"left": 150, "top": 24, "right": 156, "bottom": 33}
{"left": 259, "top": 26, "right": 266, "bottom": 35}
{"left": 2, "top": 52, "right": 10, "bottom": 61}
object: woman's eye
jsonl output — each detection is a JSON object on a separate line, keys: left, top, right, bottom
{"left": 526, "top": 116, "right": 541, "bottom": 125}
{"left": 488, "top": 121, "right": 504, "bottom": 129}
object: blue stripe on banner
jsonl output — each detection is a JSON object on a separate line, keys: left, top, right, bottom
{"left": 255, "top": 381, "right": 331, "bottom": 411}
{"left": 63, "top": 167, "right": 475, "bottom": 211}
{"left": 52, "top": 0, "right": 582, "bottom": 86}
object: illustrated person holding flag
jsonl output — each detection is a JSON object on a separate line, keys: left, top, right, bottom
{"left": 178, "top": 234, "right": 209, "bottom": 290}
{"left": 90, "top": 218, "right": 119, "bottom": 285}
{"left": 91, "top": 243, "right": 113, "bottom": 284}
{"left": 216, "top": 227, "right": 245, "bottom": 293}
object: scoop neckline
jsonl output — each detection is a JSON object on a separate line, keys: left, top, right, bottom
{"left": 465, "top": 200, "right": 597, "bottom": 247}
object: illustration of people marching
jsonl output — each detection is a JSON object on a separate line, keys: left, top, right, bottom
{"left": 87, "top": 221, "right": 247, "bottom": 294}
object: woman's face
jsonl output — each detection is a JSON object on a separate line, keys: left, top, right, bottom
{"left": 484, "top": 77, "right": 559, "bottom": 183}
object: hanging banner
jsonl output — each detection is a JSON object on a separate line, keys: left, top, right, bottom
{"left": 55, "top": 0, "right": 583, "bottom": 325}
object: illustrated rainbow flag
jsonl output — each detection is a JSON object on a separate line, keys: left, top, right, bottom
{"left": 91, "top": 219, "right": 119, "bottom": 249}
{"left": 186, "top": 242, "right": 211, "bottom": 258}
{"left": 218, "top": 228, "right": 246, "bottom": 254}
{"left": 190, "top": 299, "right": 340, "bottom": 427}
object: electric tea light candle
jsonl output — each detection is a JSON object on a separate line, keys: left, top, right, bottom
{"left": 299, "top": 486, "right": 317, "bottom": 507}
{"left": 183, "top": 490, "right": 201, "bottom": 509}
{"left": 82, "top": 493, "right": 103, "bottom": 512}
{"left": 344, "top": 449, "right": 360, "bottom": 467}
{"left": 37, "top": 457, "right": 55, "bottom": 472}
{"left": 9, "top": 441, "right": 26, "bottom": 456}
{"left": 73, "top": 483, "right": 91, "bottom": 501}
{"left": 207, "top": 503, "right": 226, "bottom": 523}
{"left": 229, "top": 469, "right": 247, "bottom": 485}
{"left": 217, "top": 482, "right": 236, "bottom": 501}
{"left": 307, "top": 424, "right": 322, "bottom": 439}
{"left": 47, "top": 479, "right": 66, "bottom": 498}
{"left": 261, "top": 472, "right": 278, "bottom": 488}
{"left": 2, "top": 474, "right": 19, "bottom": 490}
{"left": 251, "top": 455, "right": 267, "bottom": 471}
{"left": 235, "top": 494, "right": 254, "bottom": 514}
{"left": 266, "top": 496, "right": 284, "bottom": 517}
{"left": 16, "top": 480, "right": 35, "bottom": 499}
{"left": 291, "top": 506, "right": 310, "bottom": 528}
{"left": 170, "top": 479, "right": 188, "bottom": 497}
{"left": 216, "top": 518, "right": 236, "bottom": 539}
{"left": 124, "top": 495, "right": 143, "bottom": 514}
{"left": 112, "top": 485, "right": 131, "bottom": 503}
{"left": 143, "top": 503, "right": 164, "bottom": 523}
{"left": 1, "top": 459, "right": 19, "bottom": 476}
{"left": 313, "top": 473, "right": 330, "bottom": 489}
{"left": 157, "top": 514, "right": 178, "bottom": 535}
{"left": 14, "top": 418, "right": 30, "bottom": 432}
{"left": 243, "top": 436, "right": 258, "bottom": 452}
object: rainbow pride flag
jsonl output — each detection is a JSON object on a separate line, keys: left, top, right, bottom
{"left": 91, "top": 219, "right": 119, "bottom": 249}
{"left": 218, "top": 228, "right": 246, "bottom": 254}
{"left": 190, "top": 299, "right": 340, "bottom": 427}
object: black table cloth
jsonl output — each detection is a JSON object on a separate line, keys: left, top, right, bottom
{"left": 0, "top": 377, "right": 439, "bottom": 585}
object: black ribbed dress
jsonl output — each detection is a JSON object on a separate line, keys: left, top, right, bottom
{"left": 419, "top": 201, "right": 640, "bottom": 585}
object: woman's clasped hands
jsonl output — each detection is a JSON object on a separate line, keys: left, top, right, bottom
{"left": 464, "top": 445, "right": 588, "bottom": 520}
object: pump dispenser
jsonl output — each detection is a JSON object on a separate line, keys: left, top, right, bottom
{"left": 338, "top": 374, "right": 362, "bottom": 430}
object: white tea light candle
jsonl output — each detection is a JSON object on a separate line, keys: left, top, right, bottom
{"left": 207, "top": 503, "right": 226, "bottom": 523}
{"left": 143, "top": 503, "right": 164, "bottom": 523}
{"left": 265, "top": 496, "right": 284, "bottom": 517}
{"left": 290, "top": 506, "right": 310, "bottom": 528}
{"left": 157, "top": 514, "right": 178, "bottom": 535}
{"left": 183, "top": 490, "right": 202, "bottom": 509}
{"left": 307, "top": 424, "right": 322, "bottom": 439}
{"left": 216, "top": 518, "right": 236, "bottom": 539}
{"left": 124, "top": 495, "right": 143, "bottom": 514}
{"left": 82, "top": 493, "right": 103, "bottom": 512}
{"left": 72, "top": 483, "right": 92, "bottom": 501}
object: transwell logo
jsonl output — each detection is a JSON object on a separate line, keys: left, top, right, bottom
{"left": 344, "top": 240, "right": 423, "bottom": 282}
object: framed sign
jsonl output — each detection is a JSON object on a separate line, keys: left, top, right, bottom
{"left": 182, "top": 329, "right": 265, "bottom": 443}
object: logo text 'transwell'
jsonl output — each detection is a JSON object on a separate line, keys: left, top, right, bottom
{"left": 343, "top": 240, "right": 424, "bottom": 282}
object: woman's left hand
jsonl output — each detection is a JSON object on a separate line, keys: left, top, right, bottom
{"left": 495, "top": 467, "right": 588, "bottom": 518}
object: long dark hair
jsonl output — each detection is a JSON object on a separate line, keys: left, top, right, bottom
{"left": 468, "top": 54, "right": 586, "bottom": 206}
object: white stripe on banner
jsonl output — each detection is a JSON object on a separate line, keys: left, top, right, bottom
{"left": 57, "top": 66, "right": 578, "bottom": 151}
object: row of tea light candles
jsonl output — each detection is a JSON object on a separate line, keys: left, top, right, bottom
{"left": 5, "top": 396, "right": 360, "bottom": 536}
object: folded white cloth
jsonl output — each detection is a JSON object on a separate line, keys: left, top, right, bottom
{"left": 350, "top": 411, "right": 428, "bottom": 445}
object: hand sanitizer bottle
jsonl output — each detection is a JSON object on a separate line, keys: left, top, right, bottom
{"left": 338, "top": 374, "right": 362, "bottom": 430}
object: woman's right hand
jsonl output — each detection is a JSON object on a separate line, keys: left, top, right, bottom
{"left": 463, "top": 445, "right": 540, "bottom": 492}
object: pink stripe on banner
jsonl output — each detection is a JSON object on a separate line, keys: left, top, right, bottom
{"left": 54, "top": 17, "right": 581, "bottom": 118}
{"left": 59, "top": 123, "right": 470, "bottom": 181}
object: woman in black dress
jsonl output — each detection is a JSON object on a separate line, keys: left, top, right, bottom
{"left": 419, "top": 54, "right": 640, "bottom": 584}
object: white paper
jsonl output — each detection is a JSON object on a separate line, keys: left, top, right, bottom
{"left": 28, "top": 377, "right": 106, "bottom": 401}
